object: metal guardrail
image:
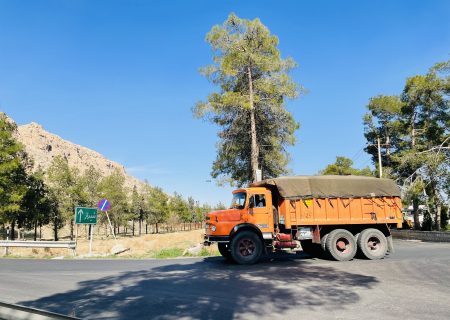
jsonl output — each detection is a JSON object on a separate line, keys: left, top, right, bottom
{"left": 0, "top": 301, "right": 80, "bottom": 320}
{"left": 0, "top": 241, "right": 76, "bottom": 256}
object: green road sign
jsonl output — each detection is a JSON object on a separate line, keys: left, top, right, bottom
{"left": 75, "top": 207, "right": 98, "bottom": 224}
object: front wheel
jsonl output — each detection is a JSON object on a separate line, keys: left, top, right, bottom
{"left": 218, "top": 243, "right": 233, "bottom": 261}
{"left": 230, "top": 231, "right": 263, "bottom": 265}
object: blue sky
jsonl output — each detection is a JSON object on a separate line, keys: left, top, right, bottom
{"left": 1, "top": 0, "right": 449, "bottom": 205}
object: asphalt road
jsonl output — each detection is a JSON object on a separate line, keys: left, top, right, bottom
{"left": 0, "top": 240, "right": 449, "bottom": 320}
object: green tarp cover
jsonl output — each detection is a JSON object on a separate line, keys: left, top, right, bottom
{"left": 251, "top": 175, "right": 401, "bottom": 199}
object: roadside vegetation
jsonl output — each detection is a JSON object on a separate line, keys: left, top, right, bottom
{"left": 0, "top": 113, "right": 225, "bottom": 242}
{"left": 362, "top": 60, "right": 450, "bottom": 231}
{"left": 2, "top": 229, "right": 219, "bottom": 259}
{"left": 319, "top": 60, "right": 450, "bottom": 231}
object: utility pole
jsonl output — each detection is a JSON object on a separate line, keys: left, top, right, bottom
{"left": 377, "top": 137, "right": 383, "bottom": 178}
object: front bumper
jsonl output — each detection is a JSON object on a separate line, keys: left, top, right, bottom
{"left": 203, "top": 235, "right": 230, "bottom": 246}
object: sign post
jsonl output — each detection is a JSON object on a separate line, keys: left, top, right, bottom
{"left": 75, "top": 207, "right": 98, "bottom": 255}
{"left": 98, "top": 199, "right": 116, "bottom": 240}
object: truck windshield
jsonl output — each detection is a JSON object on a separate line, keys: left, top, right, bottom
{"left": 230, "top": 192, "right": 246, "bottom": 209}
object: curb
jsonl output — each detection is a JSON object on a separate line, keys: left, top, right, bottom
{"left": 392, "top": 230, "right": 450, "bottom": 242}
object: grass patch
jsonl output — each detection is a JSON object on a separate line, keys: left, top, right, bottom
{"left": 150, "top": 248, "right": 185, "bottom": 259}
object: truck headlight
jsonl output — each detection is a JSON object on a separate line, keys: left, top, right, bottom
{"left": 211, "top": 225, "right": 216, "bottom": 232}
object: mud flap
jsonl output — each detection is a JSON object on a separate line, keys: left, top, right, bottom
{"left": 387, "top": 235, "right": 395, "bottom": 253}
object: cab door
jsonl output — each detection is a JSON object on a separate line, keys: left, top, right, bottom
{"left": 248, "top": 191, "right": 274, "bottom": 233}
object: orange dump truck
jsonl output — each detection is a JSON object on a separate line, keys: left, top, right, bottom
{"left": 204, "top": 175, "right": 403, "bottom": 264}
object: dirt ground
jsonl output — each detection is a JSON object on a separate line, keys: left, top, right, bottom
{"left": 1, "top": 229, "right": 218, "bottom": 259}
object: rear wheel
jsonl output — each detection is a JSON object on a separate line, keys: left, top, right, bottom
{"left": 357, "top": 228, "right": 387, "bottom": 260}
{"left": 325, "top": 229, "right": 357, "bottom": 261}
{"left": 218, "top": 243, "right": 233, "bottom": 261}
{"left": 230, "top": 231, "right": 263, "bottom": 265}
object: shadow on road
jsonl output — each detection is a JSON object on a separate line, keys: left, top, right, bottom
{"left": 20, "top": 255, "right": 378, "bottom": 319}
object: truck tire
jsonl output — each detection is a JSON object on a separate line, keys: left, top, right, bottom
{"left": 230, "top": 231, "right": 263, "bottom": 265}
{"left": 218, "top": 243, "right": 233, "bottom": 261}
{"left": 320, "top": 233, "right": 329, "bottom": 251}
{"left": 325, "top": 229, "right": 357, "bottom": 261}
{"left": 357, "top": 228, "right": 387, "bottom": 260}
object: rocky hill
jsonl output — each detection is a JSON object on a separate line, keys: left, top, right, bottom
{"left": 13, "top": 120, "right": 147, "bottom": 192}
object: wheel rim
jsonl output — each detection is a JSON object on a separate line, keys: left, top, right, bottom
{"left": 335, "top": 237, "right": 350, "bottom": 254}
{"left": 238, "top": 239, "right": 256, "bottom": 256}
{"left": 367, "top": 236, "right": 381, "bottom": 252}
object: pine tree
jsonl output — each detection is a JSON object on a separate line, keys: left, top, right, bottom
{"left": 363, "top": 59, "right": 450, "bottom": 230}
{"left": 0, "top": 113, "right": 28, "bottom": 239}
{"left": 194, "top": 13, "right": 301, "bottom": 186}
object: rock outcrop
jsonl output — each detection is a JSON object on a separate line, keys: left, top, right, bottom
{"left": 13, "top": 121, "right": 147, "bottom": 191}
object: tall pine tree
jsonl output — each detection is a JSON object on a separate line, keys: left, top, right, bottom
{"left": 194, "top": 13, "right": 301, "bottom": 186}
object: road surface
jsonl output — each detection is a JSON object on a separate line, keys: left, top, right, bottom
{"left": 0, "top": 240, "right": 449, "bottom": 319}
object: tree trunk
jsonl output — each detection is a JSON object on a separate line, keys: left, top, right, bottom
{"left": 156, "top": 223, "right": 159, "bottom": 234}
{"left": 436, "top": 205, "right": 441, "bottom": 231}
{"left": 54, "top": 217, "right": 58, "bottom": 241}
{"left": 34, "top": 220, "right": 37, "bottom": 241}
{"left": 145, "top": 223, "right": 148, "bottom": 234}
{"left": 70, "top": 219, "right": 74, "bottom": 241}
{"left": 11, "top": 221, "right": 15, "bottom": 240}
{"left": 132, "top": 220, "right": 135, "bottom": 236}
{"left": 413, "top": 199, "right": 420, "bottom": 230}
{"left": 247, "top": 65, "right": 259, "bottom": 182}
{"left": 139, "top": 218, "right": 142, "bottom": 236}
{"left": 39, "top": 223, "right": 42, "bottom": 240}
{"left": 385, "top": 130, "right": 391, "bottom": 166}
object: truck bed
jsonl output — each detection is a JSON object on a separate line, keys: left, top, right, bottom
{"left": 279, "top": 196, "right": 403, "bottom": 228}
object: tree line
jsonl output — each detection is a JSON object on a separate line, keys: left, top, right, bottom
{"left": 320, "top": 59, "right": 449, "bottom": 230}
{"left": 0, "top": 113, "right": 223, "bottom": 241}
{"left": 363, "top": 59, "right": 450, "bottom": 230}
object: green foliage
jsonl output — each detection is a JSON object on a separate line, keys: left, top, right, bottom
{"left": 194, "top": 13, "right": 301, "bottom": 186}
{"left": 130, "top": 185, "right": 145, "bottom": 222}
{"left": 19, "top": 171, "right": 56, "bottom": 230}
{"left": 320, "top": 156, "right": 374, "bottom": 176}
{"left": 1, "top": 112, "right": 209, "bottom": 236}
{"left": 0, "top": 113, "right": 28, "bottom": 223}
{"left": 97, "top": 169, "right": 129, "bottom": 227}
{"left": 147, "top": 186, "right": 169, "bottom": 224}
{"left": 187, "top": 196, "right": 203, "bottom": 223}
{"left": 79, "top": 165, "right": 100, "bottom": 207}
{"left": 46, "top": 156, "right": 88, "bottom": 238}
{"left": 150, "top": 248, "right": 184, "bottom": 259}
{"left": 169, "top": 192, "right": 190, "bottom": 223}
{"left": 364, "top": 59, "right": 450, "bottom": 230}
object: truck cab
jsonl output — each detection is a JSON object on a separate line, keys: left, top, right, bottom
{"left": 204, "top": 187, "right": 276, "bottom": 264}
{"left": 205, "top": 187, "right": 275, "bottom": 238}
